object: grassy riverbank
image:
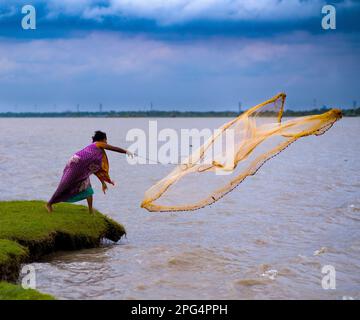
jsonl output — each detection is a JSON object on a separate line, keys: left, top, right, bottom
{"left": 0, "top": 200, "right": 126, "bottom": 299}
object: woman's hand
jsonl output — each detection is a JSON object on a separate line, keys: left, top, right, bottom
{"left": 126, "top": 150, "right": 134, "bottom": 158}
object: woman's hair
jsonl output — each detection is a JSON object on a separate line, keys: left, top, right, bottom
{"left": 92, "top": 130, "right": 107, "bottom": 142}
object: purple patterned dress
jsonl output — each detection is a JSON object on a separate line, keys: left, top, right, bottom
{"left": 49, "top": 142, "right": 112, "bottom": 204}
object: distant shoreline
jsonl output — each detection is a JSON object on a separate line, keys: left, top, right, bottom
{"left": 0, "top": 108, "right": 359, "bottom": 118}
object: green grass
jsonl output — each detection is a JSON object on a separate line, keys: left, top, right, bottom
{"left": 0, "top": 239, "right": 28, "bottom": 266}
{"left": 0, "top": 282, "right": 55, "bottom": 300}
{"left": 0, "top": 239, "right": 29, "bottom": 282}
{"left": 0, "top": 200, "right": 126, "bottom": 299}
{"left": 0, "top": 201, "right": 125, "bottom": 243}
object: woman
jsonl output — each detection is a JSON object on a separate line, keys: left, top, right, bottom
{"left": 46, "top": 131, "right": 132, "bottom": 213}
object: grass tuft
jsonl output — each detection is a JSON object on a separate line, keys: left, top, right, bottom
{"left": 0, "top": 282, "right": 55, "bottom": 300}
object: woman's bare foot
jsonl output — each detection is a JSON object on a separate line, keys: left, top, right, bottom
{"left": 88, "top": 208, "right": 94, "bottom": 214}
{"left": 45, "top": 203, "right": 53, "bottom": 213}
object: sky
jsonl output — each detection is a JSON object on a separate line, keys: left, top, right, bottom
{"left": 0, "top": 0, "right": 359, "bottom": 112}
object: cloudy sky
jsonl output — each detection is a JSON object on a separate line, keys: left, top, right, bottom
{"left": 0, "top": 0, "right": 359, "bottom": 112}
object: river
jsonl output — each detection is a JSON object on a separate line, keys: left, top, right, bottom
{"left": 0, "top": 117, "right": 359, "bottom": 299}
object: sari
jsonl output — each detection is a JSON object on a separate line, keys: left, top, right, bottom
{"left": 49, "top": 142, "right": 113, "bottom": 204}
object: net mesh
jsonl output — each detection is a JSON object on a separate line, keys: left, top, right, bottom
{"left": 141, "top": 93, "right": 342, "bottom": 212}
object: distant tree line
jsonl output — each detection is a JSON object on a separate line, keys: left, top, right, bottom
{"left": 0, "top": 107, "right": 359, "bottom": 118}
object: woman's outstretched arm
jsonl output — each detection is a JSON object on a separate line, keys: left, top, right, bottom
{"left": 102, "top": 143, "right": 132, "bottom": 156}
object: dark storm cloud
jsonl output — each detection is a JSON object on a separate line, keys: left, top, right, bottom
{"left": 0, "top": 1, "right": 359, "bottom": 111}
{"left": 0, "top": 0, "right": 359, "bottom": 39}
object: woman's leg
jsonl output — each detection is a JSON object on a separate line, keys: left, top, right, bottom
{"left": 86, "top": 195, "right": 93, "bottom": 214}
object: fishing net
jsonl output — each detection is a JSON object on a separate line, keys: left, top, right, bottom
{"left": 141, "top": 93, "right": 342, "bottom": 212}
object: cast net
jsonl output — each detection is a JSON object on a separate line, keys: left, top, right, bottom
{"left": 141, "top": 93, "right": 342, "bottom": 212}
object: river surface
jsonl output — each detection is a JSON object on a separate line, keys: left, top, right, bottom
{"left": 0, "top": 117, "right": 359, "bottom": 299}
